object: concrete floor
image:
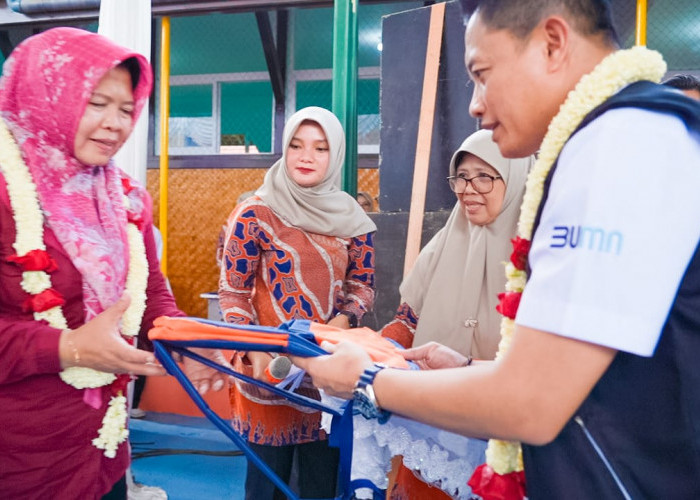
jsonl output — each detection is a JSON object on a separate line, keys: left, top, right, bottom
{"left": 129, "top": 412, "right": 247, "bottom": 500}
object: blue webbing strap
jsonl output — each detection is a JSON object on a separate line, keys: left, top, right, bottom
{"left": 164, "top": 342, "right": 339, "bottom": 414}
{"left": 330, "top": 398, "right": 354, "bottom": 499}
{"left": 330, "top": 402, "right": 387, "bottom": 500}
{"left": 153, "top": 339, "right": 384, "bottom": 500}
{"left": 155, "top": 341, "right": 302, "bottom": 499}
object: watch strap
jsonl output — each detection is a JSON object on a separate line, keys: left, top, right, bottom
{"left": 336, "top": 310, "right": 358, "bottom": 328}
{"left": 357, "top": 363, "right": 385, "bottom": 386}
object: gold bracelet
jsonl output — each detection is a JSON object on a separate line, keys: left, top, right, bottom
{"left": 64, "top": 330, "right": 80, "bottom": 366}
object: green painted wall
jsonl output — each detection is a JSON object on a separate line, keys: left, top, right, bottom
{"left": 295, "top": 78, "right": 379, "bottom": 115}
{"left": 293, "top": 2, "right": 421, "bottom": 70}
{"left": 170, "top": 13, "right": 266, "bottom": 75}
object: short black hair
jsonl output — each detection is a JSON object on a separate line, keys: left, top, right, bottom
{"left": 663, "top": 74, "right": 700, "bottom": 93}
{"left": 117, "top": 57, "right": 141, "bottom": 90}
{"left": 460, "top": 0, "right": 619, "bottom": 47}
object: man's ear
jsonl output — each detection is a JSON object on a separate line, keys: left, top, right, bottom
{"left": 540, "top": 15, "right": 570, "bottom": 72}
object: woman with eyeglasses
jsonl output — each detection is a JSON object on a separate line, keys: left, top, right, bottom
{"left": 379, "top": 129, "right": 533, "bottom": 499}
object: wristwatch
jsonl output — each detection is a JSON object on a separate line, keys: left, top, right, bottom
{"left": 353, "top": 363, "right": 391, "bottom": 423}
{"left": 336, "top": 310, "right": 358, "bottom": 328}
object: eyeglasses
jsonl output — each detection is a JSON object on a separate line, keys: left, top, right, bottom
{"left": 447, "top": 173, "right": 502, "bottom": 194}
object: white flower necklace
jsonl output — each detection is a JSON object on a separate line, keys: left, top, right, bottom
{"left": 485, "top": 46, "right": 667, "bottom": 479}
{"left": 0, "top": 117, "right": 149, "bottom": 458}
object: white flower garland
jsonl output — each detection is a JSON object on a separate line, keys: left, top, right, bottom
{"left": 0, "top": 117, "right": 149, "bottom": 457}
{"left": 92, "top": 394, "right": 130, "bottom": 459}
{"left": 485, "top": 46, "right": 667, "bottom": 476}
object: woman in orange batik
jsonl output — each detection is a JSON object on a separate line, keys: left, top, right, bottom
{"left": 219, "top": 106, "right": 376, "bottom": 500}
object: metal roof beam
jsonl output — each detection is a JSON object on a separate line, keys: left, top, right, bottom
{"left": 255, "top": 10, "right": 285, "bottom": 105}
{"left": 0, "top": 0, "right": 409, "bottom": 25}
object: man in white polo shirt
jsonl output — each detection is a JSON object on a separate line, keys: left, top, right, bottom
{"left": 293, "top": 0, "right": 700, "bottom": 498}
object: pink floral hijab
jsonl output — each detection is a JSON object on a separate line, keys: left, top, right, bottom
{"left": 0, "top": 27, "right": 153, "bottom": 319}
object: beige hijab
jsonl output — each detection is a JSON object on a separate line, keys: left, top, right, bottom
{"left": 256, "top": 106, "right": 376, "bottom": 238}
{"left": 400, "top": 129, "right": 533, "bottom": 358}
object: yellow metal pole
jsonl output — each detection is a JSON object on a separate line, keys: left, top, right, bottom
{"left": 635, "top": 0, "right": 647, "bottom": 46}
{"left": 158, "top": 17, "right": 171, "bottom": 275}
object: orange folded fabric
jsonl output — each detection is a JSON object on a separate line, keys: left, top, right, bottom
{"left": 149, "top": 316, "right": 410, "bottom": 369}
{"left": 309, "top": 323, "right": 410, "bottom": 369}
{"left": 149, "top": 316, "right": 289, "bottom": 347}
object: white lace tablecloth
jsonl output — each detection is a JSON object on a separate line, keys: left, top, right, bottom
{"left": 316, "top": 390, "right": 486, "bottom": 500}
{"left": 350, "top": 415, "right": 487, "bottom": 499}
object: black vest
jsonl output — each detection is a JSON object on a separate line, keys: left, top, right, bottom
{"left": 522, "top": 82, "right": 700, "bottom": 499}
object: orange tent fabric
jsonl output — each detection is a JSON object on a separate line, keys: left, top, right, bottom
{"left": 308, "top": 323, "right": 410, "bottom": 369}
{"left": 149, "top": 316, "right": 410, "bottom": 369}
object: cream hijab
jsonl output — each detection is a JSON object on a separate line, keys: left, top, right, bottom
{"left": 256, "top": 106, "right": 376, "bottom": 238}
{"left": 400, "top": 129, "right": 533, "bottom": 358}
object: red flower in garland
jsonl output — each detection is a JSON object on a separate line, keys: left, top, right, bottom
{"left": 127, "top": 211, "right": 145, "bottom": 231}
{"left": 121, "top": 176, "right": 145, "bottom": 231}
{"left": 469, "top": 464, "right": 526, "bottom": 500}
{"left": 110, "top": 333, "right": 137, "bottom": 395}
{"left": 22, "top": 288, "right": 65, "bottom": 313}
{"left": 496, "top": 292, "right": 521, "bottom": 320}
{"left": 121, "top": 176, "right": 136, "bottom": 194}
{"left": 510, "top": 237, "right": 531, "bottom": 271}
{"left": 111, "top": 373, "right": 133, "bottom": 397}
{"left": 7, "top": 249, "right": 58, "bottom": 272}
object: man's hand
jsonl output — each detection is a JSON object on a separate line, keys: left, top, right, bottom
{"left": 291, "top": 341, "right": 373, "bottom": 399}
{"left": 401, "top": 341, "right": 470, "bottom": 370}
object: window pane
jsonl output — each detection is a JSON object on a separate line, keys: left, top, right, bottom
{"left": 220, "top": 81, "right": 273, "bottom": 154}
{"left": 166, "top": 85, "right": 214, "bottom": 154}
{"left": 296, "top": 80, "right": 332, "bottom": 110}
{"left": 358, "top": 79, "right": 380, "bottom": 153}
{"left": 296, "top": 79, "right": 380, "bottom": 153}
{"left": 358, "top": 78, "right": 379, "bottom": 115}
{"left": 171, "top": 85, "right": 212, "bottom": 117}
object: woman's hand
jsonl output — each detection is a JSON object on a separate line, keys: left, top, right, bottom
{"left": 291, "top": 341, "right": 373, "bottom": 399}
{"left": 58, "top": 294, "right": 166, "bottom": 376}
{"left": 326, "top": 313, "right": 350, "bottom": 329}
{"left": 245, "top": 351, "right": 275, "bottom": 381}
{"left": 401, "top": 341, "right": 470, "bottom": 370}
{"left": 183, "top": 348, "right": 233, "bottom": 395}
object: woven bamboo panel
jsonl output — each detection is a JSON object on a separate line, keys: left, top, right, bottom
{"left": 147, "top": 167, "right": 379, "bottom": 316}
{"left": 147, "top": 168, "right": 266, "bottom": 317}
{"left": 358, "top": 168, "right": 379, "bottom": 211}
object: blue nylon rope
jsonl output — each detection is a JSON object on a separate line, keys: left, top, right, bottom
{"left": 151, "top": 317, "right": 385, "bottom": 500}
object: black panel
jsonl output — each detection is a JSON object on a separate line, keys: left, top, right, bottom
{"left": 379, "top": 0, "right": 478, "bottom": 213}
